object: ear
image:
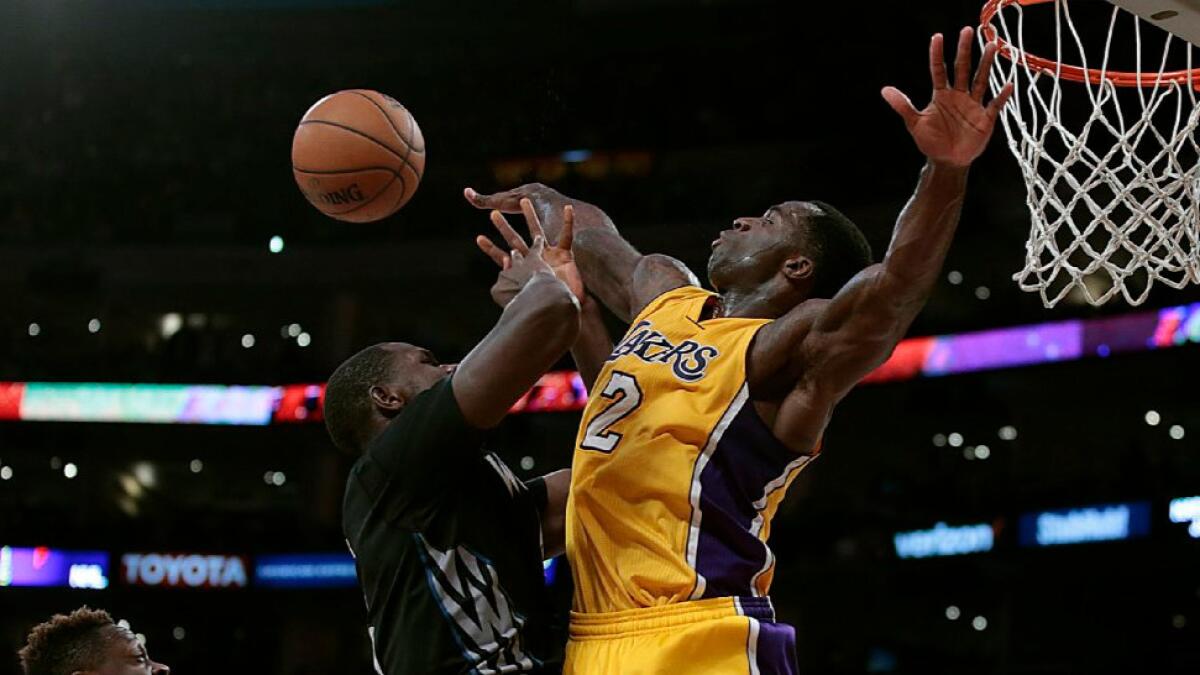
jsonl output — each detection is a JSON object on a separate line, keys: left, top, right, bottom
{"left": 368, "top": 385, "right": 406, "bottom": 414}
{"left": 782, "top": 255, "right": 814, "bottom": 283}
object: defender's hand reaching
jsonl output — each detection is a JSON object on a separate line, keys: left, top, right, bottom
{"left": 882, "top": 27, "right": 1014, "bottom": 168}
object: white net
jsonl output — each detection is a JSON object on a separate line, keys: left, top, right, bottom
{"left": 985, "top": 0, "right": 1200, "bottom": 306}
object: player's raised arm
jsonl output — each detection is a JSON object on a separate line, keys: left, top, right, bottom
{"left": 756, "top": 28, "right": 1012, "bottom": 449}
{"left": 453, "top": 234, "right": 581, "bottom": 429}
{"left": 475, "top": 202, "right": 614, "bottom": 390}
{"left": 465, "top": 184, "right": 697, "bottom": 321}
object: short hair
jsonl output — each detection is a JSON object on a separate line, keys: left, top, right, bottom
{"left": 19, "top": 607, "right": 117, "bottom": 675}
{"left": 324, "top": 343, "right": 396, "bottom": 454}
{"left": 801, "top": 200, "right": 873, "bottom": 299}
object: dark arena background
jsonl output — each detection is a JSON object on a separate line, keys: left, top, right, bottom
{"left": 2, "top": 0, "right": 1200, "bottom": 673}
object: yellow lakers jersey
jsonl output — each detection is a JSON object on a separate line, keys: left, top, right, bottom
{"left": 566, "top": 286, "right": 819, "bottom": 614}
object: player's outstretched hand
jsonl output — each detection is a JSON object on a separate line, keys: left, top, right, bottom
{"left": 882, "top": 27, "right": 1014, "bottom": 168}
{"left": 464, "top": 183, "right": 565, "bottom": 215}
{"left": 476, "top": 198, "right": 583, "bottom": 307}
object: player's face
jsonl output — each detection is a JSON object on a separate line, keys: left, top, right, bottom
{"left": 91, "top": 629, "right": 169, "bottom": 675}
{"left": 707, "top": 204, "right": 806, "bottom": 290}
{"left": 383, "top": 342, "right": 457, "bottom": 399}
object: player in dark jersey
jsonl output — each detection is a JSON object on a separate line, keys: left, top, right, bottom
{"left": 327, "top": 205, "right": 606, "bottom": 675}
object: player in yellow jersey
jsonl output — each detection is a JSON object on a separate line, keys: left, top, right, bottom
{"left": 468, "top": 28, "right": 1013, "bottom": 674}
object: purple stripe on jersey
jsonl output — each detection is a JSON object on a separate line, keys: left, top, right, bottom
{"left": 693, "top": 404, "right": 803, "bottom": 598}
{"left": 736, "top": 596, "right": 776, "bottom": 621}
{"left": 753, "top": 620, "right": 798, "bottom": 675}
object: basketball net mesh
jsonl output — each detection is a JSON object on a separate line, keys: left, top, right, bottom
{"left": 986, "top": 0, "right": 1200, "bottom": 306}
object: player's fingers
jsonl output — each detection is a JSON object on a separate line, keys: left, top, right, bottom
{"left": 490, "top": 210, "right": 530, "bottom": 254}
{"left": 559, "top": 205, "right": 576, "bottom": 252}
{"left": 882, "top": 87, "right": 921, "bottom": 128}
{"left": 953, "top": 26, "right": 974, "bottom": 91}
{"left": 520, "top": 198, "right": 546, "bottom": 241}
{"left": 465, "top": 187, "right": 522, "bottom": 213}
{"left": 475, "top": 235, "right": 509, "bottom": 268}
{"left": 986, "top": 82, "right": 1015, "bottom": 119}
{"left": 529, "top": 235, "right": 547, "bottom": 258}
{"left": 972, "top": 41, "right": 999, "bottom": 103}
{"left": 930, "top": 33, "right": 949, "bottom": 90}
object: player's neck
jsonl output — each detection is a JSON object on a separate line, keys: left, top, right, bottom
{"left": 717, "top": 285, "right": 795, "bottom": 320}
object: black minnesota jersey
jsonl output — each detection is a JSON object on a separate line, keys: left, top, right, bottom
{"left": 342, "top": 378, "right": 557, "bottom": 674}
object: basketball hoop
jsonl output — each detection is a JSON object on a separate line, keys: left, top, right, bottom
{"left": 981, "top": 0, "right": 1200, "bottom": 306}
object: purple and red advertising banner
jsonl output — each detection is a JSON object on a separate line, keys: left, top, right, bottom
{"left": 0, "top": 546, "right": 110, "bottom": 589}
{"left": 1, "top": 303, "right": 1197, "bottom": 424}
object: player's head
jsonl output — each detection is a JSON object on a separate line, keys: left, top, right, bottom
{"left": 324, "top": 342, "right": 456, "bottom": 455}
{"left": 707, "top": 200, "right": 872, "bottom": 304}
{"left": 18, "top": 607, "right": 169, "bottom": 675}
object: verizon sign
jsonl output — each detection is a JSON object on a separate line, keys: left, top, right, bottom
{"left": 121, "top": 553, "right": 248, "bottom": 589}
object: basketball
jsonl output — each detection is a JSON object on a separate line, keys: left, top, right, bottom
{"left": 291, "top": 89, "right": 425, "bottom": 223}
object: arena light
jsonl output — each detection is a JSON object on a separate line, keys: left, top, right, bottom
{"left": 560, "top": 149, "right": 593, "bottom": 163}
{"left": 1018, "top": 502, "right": 1151, "bottom": 547}
{"left": 893, "top": 522, "right": 995, "bottom": 559}
{"left": 0, "top": 546, "right": 110, "bottom": 589}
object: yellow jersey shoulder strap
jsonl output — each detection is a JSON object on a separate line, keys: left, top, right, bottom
{"left": 633, "top": 285, "right": 716, "bottom": 325}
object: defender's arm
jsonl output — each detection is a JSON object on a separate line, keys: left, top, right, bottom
{"left": 454, "top": 254, "right": 581, "bottom": 429}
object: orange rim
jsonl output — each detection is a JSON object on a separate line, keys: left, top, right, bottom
{"left": 981, "top": 0, "right": 1200, "bottom": 87}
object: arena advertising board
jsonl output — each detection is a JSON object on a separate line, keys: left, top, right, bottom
{"left": 254, "top": 553, "right": 357, "bottom": 588}
{"left": 893, "top": 522, "right": 996, "bottom": 559}
{"left": 121, "top": 552, "right": 250, "bottom": 589}
{"left": 0, "top": 546, "right": 109, "bottom": 589}
{"left": 1018, "top": 502, "right": 1151, "bottom": 547}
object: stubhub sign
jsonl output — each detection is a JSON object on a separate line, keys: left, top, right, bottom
{"left": 1018, "top": 501, "right": 1151, "bottom": 547}
{"left": 121, "top": 553, "right": 248, "bottom": 588}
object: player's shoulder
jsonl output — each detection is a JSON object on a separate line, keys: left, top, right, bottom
{"left": 631, "top": 283, "right": 712, "bottom": 322}
{"left": 629, "top": 254, "right": 702, "bottom": 316}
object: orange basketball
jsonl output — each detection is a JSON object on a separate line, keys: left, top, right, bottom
{"left": 291, "top": 90, "right": 425, "bottom": 223}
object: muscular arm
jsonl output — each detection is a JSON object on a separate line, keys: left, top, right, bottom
{"left": 466, "top": 185, "right": 696, "bottom": 321}
{"left": 572, "top": 295, "right": 614, "bottom": 391}
{"left": 751, "top": 29, "right": 1010, "bottom": 452}
{"left": 798, "top": 162, "right": 967, "bottom": 393}
{"left": 453, "top": 271, "right": 581, "bottom": 429}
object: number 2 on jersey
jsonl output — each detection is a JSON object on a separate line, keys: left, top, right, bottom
{"left": 580, "top": 371, "right": 643, "bottom": 453}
